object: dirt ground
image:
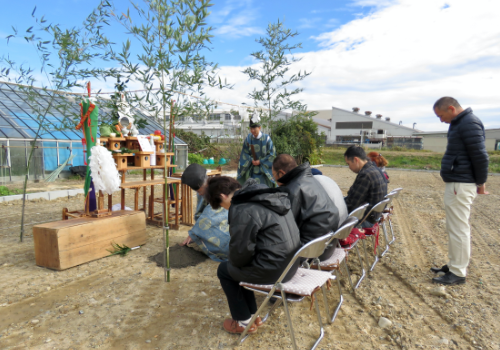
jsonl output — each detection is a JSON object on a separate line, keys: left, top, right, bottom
{"left": 1, "top": 168, "right": 499, "bottom": 350}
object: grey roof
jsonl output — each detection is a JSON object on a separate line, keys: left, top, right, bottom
{"left": 331, "top": 106, "right": 421, "bottom": 132}
{"left": 0, "top": 81, "right": 186, "bottom": 145}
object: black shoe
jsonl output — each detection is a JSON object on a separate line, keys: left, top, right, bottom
{"left": 432, "top": 271, "right": 465, "bottom": 285}
{"left": 430, "top": 265, "right": 449, "bottom": 274}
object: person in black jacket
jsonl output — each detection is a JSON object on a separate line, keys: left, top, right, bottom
{"left": 431, "top": 97, "right": 489, "bottom": 285}
{"left": 208, "top": 176, "right": 301, "bottom": 335}
{"left": 272, "top": 154, "right": 340, "bottom": 260}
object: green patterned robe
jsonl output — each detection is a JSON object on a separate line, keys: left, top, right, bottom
{"left": 237, "top": 133, "right": 276, "bottom": 188}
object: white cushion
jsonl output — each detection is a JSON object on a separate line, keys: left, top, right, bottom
{"left": 240, "top": 268, "right": 334, "bottom": 297}
{"left": 317, "top": 248, "right": 346, "bottom": 269}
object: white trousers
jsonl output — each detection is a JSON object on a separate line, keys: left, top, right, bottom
{"left": 444, "top": 182, "right": 477, "bottom": 277}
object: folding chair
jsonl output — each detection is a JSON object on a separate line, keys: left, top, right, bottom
{"left": 309, "top": 217, "right": 359, "bottom": 323}
{"left": 384, "top": 188, "right": 403, "bottom": 245}
{"left": 345, "top": 203, "right": 370, "bottom": 289}
{"left": 357, "top": 198, "right": 391, "bottom": 271}
{"left": 237, "top": 232, "right": 335, "bottom": 350}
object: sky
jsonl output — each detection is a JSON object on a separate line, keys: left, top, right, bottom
{"left": 1, "top": 0, "right": 500, "bottom": 131}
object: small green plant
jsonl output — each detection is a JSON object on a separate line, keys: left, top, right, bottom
{"left": 0, "top": 186, "right": 23, "bottom": 196}
{"left": 107, "top": 242, "right": 131, "bottom": 257}
{"left": 188, "top": 153, "right": 204, "bottom": 165}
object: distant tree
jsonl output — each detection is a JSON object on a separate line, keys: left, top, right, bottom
{"left": 111, "top": 0, "right": 230, "bottom": 282}
{"left": 242, "top": 19, "right": 314, "bottom": 132}
{"left": 0, "top": 2, "right": 116, "bottom": 242}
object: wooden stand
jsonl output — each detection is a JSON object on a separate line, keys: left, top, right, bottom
{"left": 171, "top": 167, "right": 222, "bottom": 226}
{"left": 34, "top": 210, "right": 147, "bottom": 270}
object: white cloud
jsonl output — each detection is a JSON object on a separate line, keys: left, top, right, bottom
{"left": 210, "top": 0, "right": 263, "bottom": 39}
{"left": 209, "top": 0, "right": 500, "bottom": 131}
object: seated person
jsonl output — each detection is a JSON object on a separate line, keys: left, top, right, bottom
{"left": 272, "top": 154, "right": 340, "bottom": 260}
{"left": 313, "top": 174, "right": 348, "bottom": 231}
{"left": 208, "top": 177, "right": 300, "bottom": 334}
{"left": 179, "top": 164, "right": 229, "bottom": 262}
{"left": 342, "top": 146, "right": 388, "bottom": 244}
{"left": 368, "top": 151, "right": 390, "bottom": 183}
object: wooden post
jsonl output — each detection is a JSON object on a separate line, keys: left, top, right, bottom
{"left": 134, "top": 188, "right": 139, "bottom": 211}
{"left": 121, "top": 170, "right": 126, "bottom": 210}
{"left": 142, "top": 169, "right": 147, "bottom": 212}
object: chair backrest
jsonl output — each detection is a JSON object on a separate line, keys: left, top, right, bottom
{"left": 327, "top": 216, "right": 358, "bottom": 245}
{"left": 389, "top": 188, "right": 403, "bottom": 198}
{"left": 359, "top": 198, "right": 390, "bottom": 225}
{"left": 274, "top": 232, "right": 334, "bottom": 284}
{"left": 349, "top": 203, "right": 370, "bottom": 221}
{"left": 384, "top": 191, "right": 398, "bottom": 206}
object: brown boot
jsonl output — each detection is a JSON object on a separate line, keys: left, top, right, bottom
{"left": 254, "top": 316, "right": 264, "bottom": 327}
{"left": 223, "top": 319, "right": 257, "bottom": 334}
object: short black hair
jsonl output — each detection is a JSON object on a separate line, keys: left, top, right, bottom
{"left": 433, "top": 97, "right": 461, "bottom": 111}
{"left": 272, "top": 154, "right": 297, "bottom": 174}
{"left": 344, "top": 146, "right": 368, "bottom": 161}
{"left": 205, "top": 176, "right": 242, "bottom": 209}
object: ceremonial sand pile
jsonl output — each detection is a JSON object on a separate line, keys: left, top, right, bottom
{"left": 0, "top": 167, "right": 499, "bottom": 349}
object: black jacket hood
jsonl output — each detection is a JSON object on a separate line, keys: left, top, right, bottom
{"left": 231, "top": 178, "right": 291, "bottom": 216}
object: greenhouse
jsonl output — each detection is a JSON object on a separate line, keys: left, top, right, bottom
{"left": 0, "top": 81, "right": 188, "bottom": 183}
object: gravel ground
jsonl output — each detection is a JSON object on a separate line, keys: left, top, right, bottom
{"left": 0, "top": 167, "right": 499, "bottom": 349}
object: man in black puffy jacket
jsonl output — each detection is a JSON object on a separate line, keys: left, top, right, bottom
{"left": 208, "top": 177, "right": 301, "bottom": 335}
{"left": 272, "top": 154, "right": 340, "bottom": 260}
{"left": 431, "top": 97, "right": 489, "bottom": 285}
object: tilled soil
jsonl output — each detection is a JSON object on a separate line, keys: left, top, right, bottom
{"left": 0, "top": 167, "right": 499, "bottom": 350}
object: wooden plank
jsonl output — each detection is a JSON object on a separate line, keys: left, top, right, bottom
{"left": 33, "top": 227, "right": 60, "bottom": 270}
{"left": 33, "top": 211, "right": 146, "bottom": 270}
{"left": 58, "top": 230, "right": 145, "bottom": 270}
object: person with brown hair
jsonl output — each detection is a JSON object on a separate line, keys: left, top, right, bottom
{"left": 367, "top": 151, "right": 390, "bottom": 182}
{"left": 208, "top": 176, "right": 300, "bottom": 335}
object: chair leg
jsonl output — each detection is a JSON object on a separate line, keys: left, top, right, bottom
{"left": 329, "top": 271, "right": 343, "bottom": 324}
{"left": 380, "top": 222, "right": 390, "bottom": 257}
{"left": 237, "top": 293, "right": 273, "bottom": 345}
{"left": 312, "top": 291, "right": 326, "bottom": 350}
{"left": 388, "top": 217, "right": 396, "bottom": 245}
{"left": 281, "top": 290, "right": 298, "bottom": 350}
{"left": 354, "top": 245, "right": 366, "bottom": 289}
{"left": 343, "top": 259, "right": 355, "bottom": 292}
{"left": 321, "top": 283, "right": 331, "bottom": 324}
{"left": 261, "top": 298, "right": 283, "bottom": 323}
{"left": 361, "top": 239, "right": 375, "bottom": 272}
{"left": 369, "top": 235, "right": 379, "bottom": 271}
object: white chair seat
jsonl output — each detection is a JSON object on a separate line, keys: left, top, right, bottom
{"left": 240, "top": 268, "right": 334, "bottom": 297}
{"left": 318, "top": 248, "right": 346, "bottom": 269}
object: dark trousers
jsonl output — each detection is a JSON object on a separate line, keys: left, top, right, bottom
{"left": 217, "top": 261, "right": 257, "bottom": 321}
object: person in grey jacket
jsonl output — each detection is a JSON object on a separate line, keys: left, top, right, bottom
{"left": 272, "top": 154, "right": 340, "bottom": 260}
{"left": 431, "top": 97, "right": 489, "bottom": 285}
{"left": 209, "top": 177, "right": 301, "bottom": 335}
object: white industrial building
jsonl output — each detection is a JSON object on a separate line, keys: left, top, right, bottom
{"left": 414, "top": 128, "right": 500, "bottom": 152}
{"left": 312, "top": 107, "right": 423, "bottom": 149}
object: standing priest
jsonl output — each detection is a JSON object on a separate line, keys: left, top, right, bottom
{"left": 236, "top": 115, "right": 276, "bottom": 188}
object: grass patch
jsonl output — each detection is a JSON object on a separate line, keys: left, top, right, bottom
{"left": 0, "top": 186, "right": 23, "bottom": 196}
{"left": 322, "top": 148, "right": 500, "bottom": 173}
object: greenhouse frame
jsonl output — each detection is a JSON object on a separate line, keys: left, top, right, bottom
{"left": 0, "top": 81, "right": 188, "bottom": 184}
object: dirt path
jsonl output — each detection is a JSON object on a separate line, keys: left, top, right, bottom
{"left": 1, "top": 168, "right": 499, "bottom": 349}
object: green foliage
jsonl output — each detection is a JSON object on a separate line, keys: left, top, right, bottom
{"left": 242, "top": 19, "right": 312, "bottom": 131}
{"left": 0, "top": 186, "right": 23, "bottom": 197}
{"left": 272, "top": 116, "right": 323, "bottom": 164}
{"left": 175, "top": 129, "right": 215, "bottom": 155}
{"left": 0, "top": 1, "right": 116, "bottom": 242}
{"left": 107, "top": 242, "right": 131, "bottom": 257}
{"left": 188, "top": 153, "right": 204, "bottom": 165}
{"left": 111, "top": 0, "right": 231, "bottom": 125}
{"left": 101, "top": 76, "right": 149, "bottom": 130}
